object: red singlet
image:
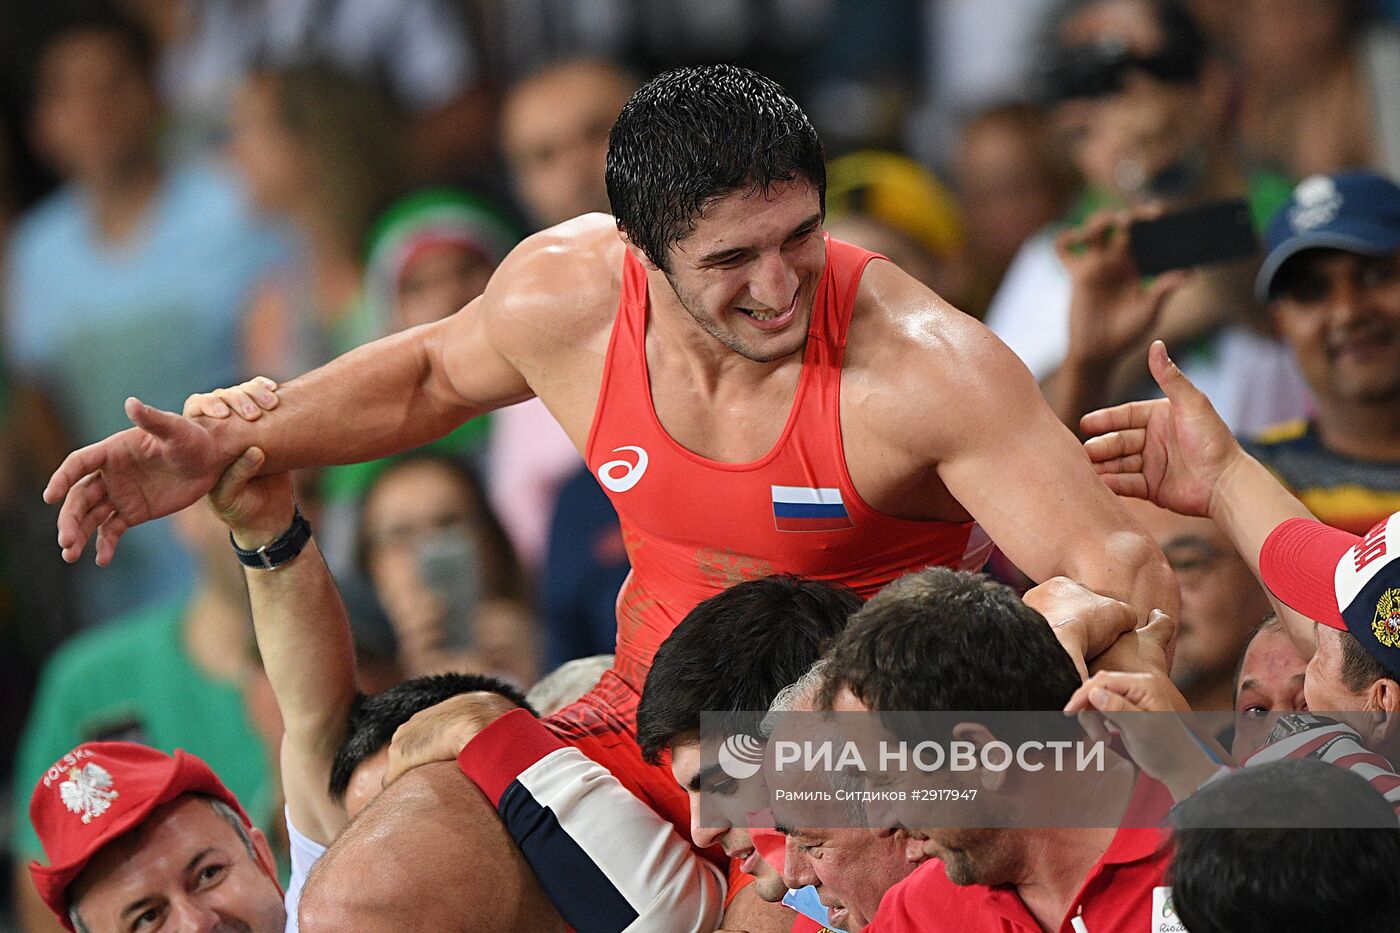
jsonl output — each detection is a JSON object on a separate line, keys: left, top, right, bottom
{"left": 542, "top": 237, "right": 992, "bottom": 854}
{"left": 585, "top": 236, "right": 992, "bottom": 698}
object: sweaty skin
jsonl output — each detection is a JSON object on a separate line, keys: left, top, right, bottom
{"left": 47, "top": 191, "right": 1176, "bottom": 625}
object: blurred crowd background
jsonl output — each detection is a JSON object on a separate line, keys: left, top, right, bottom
{"left": 2, "top": 0, "right": 1400, "bottom": 928}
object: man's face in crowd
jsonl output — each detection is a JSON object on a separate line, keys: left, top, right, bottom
{"left": 1127, "top": 501, "right": 1271, "bottom": 706}
{"left": 1232, "top": 625, "right": 1309, "bottom": 759}
{"left": 1271, "top": 249, "right": 1400, "bottom": 408}
{"left": 33, "top": 30, "right": 156, "bottom": 185}
{"left": 67, "top": 796, "right": 284, "bottom": 933}
{"left": 1055, "top": 0, "right": 1207, "bottom": 198}
{"left": 780, "top": 826, "right": 914, "bottom": 931}
{"left": 669, "top": 742, "right": 787, "bottom": 901}
{"left": 655, "top": 180, "right": 826, "bottom": 365}
{"left": 501, "top": 61, "right": 634, "bottom": 229}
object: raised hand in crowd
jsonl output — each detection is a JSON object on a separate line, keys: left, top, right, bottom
{"left": 1063, "top": 660, "right": 1225, "bottom": 802}
{"left": 1049, "top": 208, "right": 1192, "bottom": 430}
{"left": 1082, "top": 341, "right": 1316, "bottom": 654}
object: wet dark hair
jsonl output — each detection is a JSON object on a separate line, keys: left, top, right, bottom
{"left": 328, "top": 672, "right": 532, "bottom": 801}
{"left": 605, "top": 64, "right": 825, "bottom": 272}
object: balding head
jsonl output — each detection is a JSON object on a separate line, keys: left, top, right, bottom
{"left": 298, "top": 762, "right": 565, "bottom": 933}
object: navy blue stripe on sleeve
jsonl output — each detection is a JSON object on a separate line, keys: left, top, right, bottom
{"left": 498, "top": 780, "right": 640, "bottom": 932}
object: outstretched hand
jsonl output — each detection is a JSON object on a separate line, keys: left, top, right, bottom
{"left": 45, "top": 397, "right": 236, "bottom": 566}
{"left": 1080, "top": 341, "right": 1244, "bottom": 517}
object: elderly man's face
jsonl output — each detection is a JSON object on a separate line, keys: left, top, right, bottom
{"left": 68, "top": 796, "right": 284, "bottom": 933}
{"left": 779, "top": 826, "right": 914, "bottom": 931}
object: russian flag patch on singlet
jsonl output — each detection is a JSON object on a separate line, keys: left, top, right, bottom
{"left": 771, "top": 485, "right": 854, "bottom": 532}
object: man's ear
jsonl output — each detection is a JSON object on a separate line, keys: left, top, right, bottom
{"left": 952, "top": 722, "right": 1007, "bottom": 793}
{"left": 1365, "top": 679, "right": 1400, "bottom": 743}
{"left": 248, "top": 826, "right": 282, "bottom": 892}
{"left": 618, "top": 228, "right": 661, "bottom": 271}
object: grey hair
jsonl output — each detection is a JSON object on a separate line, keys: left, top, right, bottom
{"left": 761, "top": 658, "right": 832, "bottom": 737}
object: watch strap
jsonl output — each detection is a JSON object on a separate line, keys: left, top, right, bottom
{"left": 230, "top": 504, "right": 312, "bottom": 570}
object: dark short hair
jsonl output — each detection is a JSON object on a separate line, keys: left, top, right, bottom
{"left": 636, "top": 575, "right": 860, "bottom": 764}
{"left": 35, "top": 3, "right": 156, "bottom": 83}
{"left": 329, "top": 673, "right": 532, "bottom": 800}
{"left": 1170, "top": 759, "right": 1400, "bottom": 933}
{"left": 820, "top": 567, "right": 1083, "bottom": 715}
{"left": 605, "top": 64, "right": 826, "bottom": 272}
{"left": 1340, "top": 628, "right": 1400, "bottom": 693}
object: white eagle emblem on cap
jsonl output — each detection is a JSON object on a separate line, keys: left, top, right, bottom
{"left": 1290, "top": 175, "right": 1343, "bottom": 232}
{"left": 60, "top": 763, "right": 118, "bottom": 824}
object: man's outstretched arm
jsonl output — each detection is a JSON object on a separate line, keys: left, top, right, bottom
{"left": 44, "top": 234, "right": 549, "bottom": 566}
{"left": 197, "top": 434, "right": 358, "bottom": 844}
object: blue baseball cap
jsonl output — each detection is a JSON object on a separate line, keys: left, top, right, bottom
{"left": 1256, "top": 171, "right": 1400, "bottom": 303}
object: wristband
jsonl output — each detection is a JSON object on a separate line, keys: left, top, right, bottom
{"left": 230, "top": 503, "right": 312, "bottom": 570}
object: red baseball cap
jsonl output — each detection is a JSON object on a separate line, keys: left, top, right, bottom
{"left": 1260, "top": 513, "right": 1400, "bottom": 671}
{"left": 28, "top": 742, "right": 252, "bottom": 930}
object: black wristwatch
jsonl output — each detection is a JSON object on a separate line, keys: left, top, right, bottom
{"left": 230, "top": 504, "right": 313, "bottom": 570}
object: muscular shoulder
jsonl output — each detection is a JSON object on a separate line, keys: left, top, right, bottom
{"left": 480, "top": 214, "right": 625, "bottom": 362}
{"left": 845, "top": 259, "right": 1041, "bottom": 457}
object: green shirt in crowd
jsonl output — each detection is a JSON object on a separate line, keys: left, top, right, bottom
{"left": 10, "top": 599, "right": 273, "bottom": 861}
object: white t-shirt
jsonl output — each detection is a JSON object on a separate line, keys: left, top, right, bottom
{"left": 284, "top": 810, "right": 327, "bottom": 933}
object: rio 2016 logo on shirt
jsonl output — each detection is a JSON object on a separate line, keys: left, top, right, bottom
{"left": 1152, "top": 886, "right": 1186, "bottom": 933}
{"left": 597, "top": 446, "right": 649, "bottom": 492}
{"left": 718, "top": 733, "right": 765, "bottom": 780}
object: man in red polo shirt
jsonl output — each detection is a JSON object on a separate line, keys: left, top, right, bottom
{"left": 819, "top": 568, "right": 1175, "bottom": 932}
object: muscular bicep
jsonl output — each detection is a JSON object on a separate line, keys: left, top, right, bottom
{"left": 926, "top": 328, "right": 1177, "bottom": 618}
{"left": 429, "top": 294, "right": 535, "bottom": 412}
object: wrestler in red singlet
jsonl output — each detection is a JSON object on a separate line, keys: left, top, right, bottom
{"left": 542, "top": 237, "right": 992, "bottom": 838}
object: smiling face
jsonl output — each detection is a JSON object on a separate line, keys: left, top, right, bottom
{"left": 1271, "top": 248, "right": 1400, "bottom": 408}
{"left": 780, "top": 826, "right": 914, "bottom": 931}
{"left": 669, "top": 742, "right": 787, "bottom": 902}
{"left": 68, "top": 796, "right": 283, "bottom": 933}
{"left": 648, "top": 180, "right": 826, "bottom": 364}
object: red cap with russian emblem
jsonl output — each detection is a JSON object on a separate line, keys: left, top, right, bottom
{"left": 1261, "top": 512, "right": 1400, "bottom": 673}
{"left": 27, "top": 741, "right": 251, "bottom": 930}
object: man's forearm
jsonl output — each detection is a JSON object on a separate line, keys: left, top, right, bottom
{"left": 243, "top": 532, "right": 359, "bottom": 841}
{"left": 1208, "top": 452, "right": 1317, "bottom": 651}
{"left": 208, "top": 325, "right": 480, "bottom": 473}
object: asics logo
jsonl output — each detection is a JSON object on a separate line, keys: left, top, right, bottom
{"left": 597, "top": 446, "right": 649, "bottom": 492}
